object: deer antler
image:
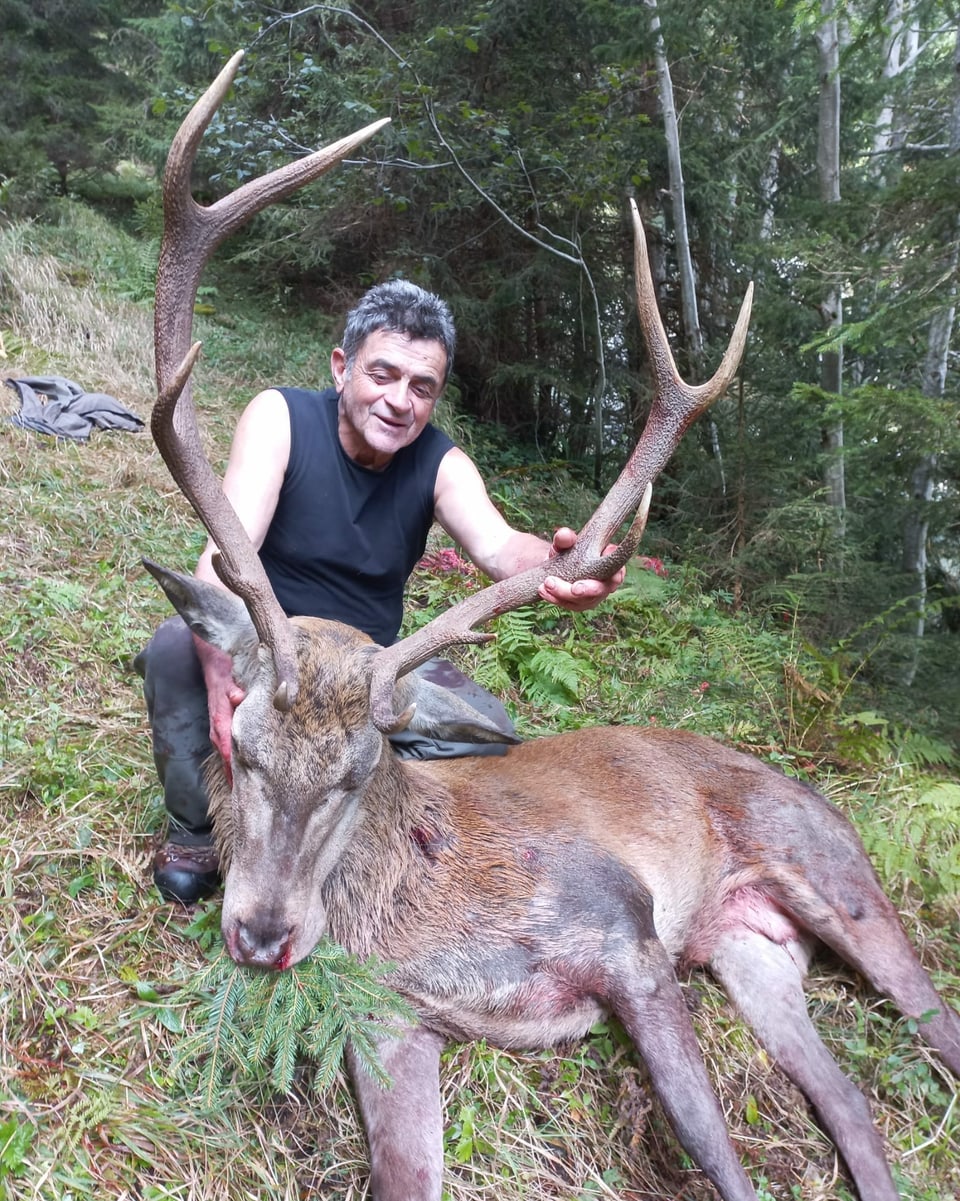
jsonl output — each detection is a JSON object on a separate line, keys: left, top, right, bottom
{"left": 152, "top": 50, "right": 389, "bottom": 709}
{"left": 369, "top": 199, "right": 753, "bottom": 731}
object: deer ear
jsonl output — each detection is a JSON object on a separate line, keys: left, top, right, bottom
{"left": 142, "top": 559, "right": 256, "bottom": 653}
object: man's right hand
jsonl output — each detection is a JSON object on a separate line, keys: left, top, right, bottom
{"left": 193, "top": 636, "right": 245, "bottom": 765}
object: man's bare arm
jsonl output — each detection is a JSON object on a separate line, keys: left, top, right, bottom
{"left": 433, "top": 448, "right": 624, "bottom": 610}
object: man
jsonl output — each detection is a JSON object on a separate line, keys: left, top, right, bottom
{"left": 137, "top": 280, "right": 622, "bottom": 904}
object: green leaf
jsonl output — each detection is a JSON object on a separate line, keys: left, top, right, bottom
{"left": 0, "top": 1116, "right": 34, "bottom": 1177}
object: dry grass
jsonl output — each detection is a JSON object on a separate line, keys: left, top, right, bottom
{"left": 0, "top": 209, "right": 958, "bottom": 1201}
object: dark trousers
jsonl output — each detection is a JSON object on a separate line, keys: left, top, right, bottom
{"left": 134, "top": 617, "right": 217, "bottom": 835}
{"left": 134, "top": 616, "right": 516, "bottom": 838}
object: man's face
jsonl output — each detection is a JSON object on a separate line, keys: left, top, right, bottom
{"left": 332, "top": 329, "right": 447, "bottom": 470}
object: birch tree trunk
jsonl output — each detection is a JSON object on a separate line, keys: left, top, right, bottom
{"left": 816, "top": 0, "right": 846, "bottom": 537}
{"left": 901, "top": 20, "right": 960, "bottom": 684}
{"left": 645, "top": 0, "right": 726, "bottom": 492}
{"left": 873, "top": 0, "right": 920, "bottom": 181}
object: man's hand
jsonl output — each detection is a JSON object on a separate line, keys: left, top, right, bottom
{"left": 193, "top": 636, "right": 245, "bottom": 765}
{"left": 207, "top": 672, "right": 246, "bottom": 765}
{"left": 538, "top": 527, "right": 626, "bottom": 611}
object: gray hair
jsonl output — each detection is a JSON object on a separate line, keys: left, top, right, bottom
{"left": 340, "top": 280, "right": 456, "bottom": 384}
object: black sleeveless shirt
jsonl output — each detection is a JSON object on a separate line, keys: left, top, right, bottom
{"left": 258, "top": 387, "right": 454, "bottom": 646}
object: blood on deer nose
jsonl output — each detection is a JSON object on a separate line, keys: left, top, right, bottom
{"left": 232, "top": 921, "right": 294, "bottom": 971}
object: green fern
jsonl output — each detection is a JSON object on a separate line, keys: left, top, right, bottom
{"left": 112, "top": 234, "right": 161, "bottom": 303}
{"left": 58, "top": 1083, "right": 124, "bottom": 1154}
{"left": 520, "top": 646, "right": 589, "bottom": 705}
{"left": 900, "top": 732, "right": 958, "bottom": 770}
{"left": 836, "top": 712, "right": 959, "bottom": 770}
{"left": 490, "top": 607, "right": 538, "bottom": 657}
{"left": 483, "top": 610, "right": 595, "bottom": 711}
{"left": 857, "top": 781, "right": 960, "bottom": 903}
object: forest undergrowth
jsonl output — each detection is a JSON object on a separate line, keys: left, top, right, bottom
{"left": 0, "top": 206, "right": 958, "bottom": 1201}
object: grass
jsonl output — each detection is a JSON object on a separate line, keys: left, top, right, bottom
{"left": 0, "top": 203, "right": 958, "bottom": 1200}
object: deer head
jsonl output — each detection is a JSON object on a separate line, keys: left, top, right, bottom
{"left": 143, "top": 560, "right": 518, "bottom": 967}
{"left": 147, "top": 53, "right": 753, "bottom": 968}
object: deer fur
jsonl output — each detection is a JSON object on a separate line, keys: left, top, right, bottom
{"left": 149, "top": 561, "right": 960, "bottom": 1201}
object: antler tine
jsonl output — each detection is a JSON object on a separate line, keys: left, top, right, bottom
{"left": 578, "top": 199, "right": 754, "bottom": 550}
{"left": 368, "top": 203, "right": 753, "bottom": 733}
{"left": 151, "top": 50, "right": 389, "bottom": 710}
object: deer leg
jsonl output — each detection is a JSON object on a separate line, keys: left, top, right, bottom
{"left": 709, "top": 928, "right": 899, "bottom": 1201}
{"left": 347, "top": 1025, "right": 447, "bottom": 1201}
{"left": 754, "top": 784, "right": 960, "bottom": 1076}
{"left": 609, "top": 943, "right": 759, "bottom": 1201}
{"left": 804, "top": 894, "right": 960, "bottom": 1077}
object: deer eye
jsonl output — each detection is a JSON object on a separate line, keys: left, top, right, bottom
{"left": 339, "top": 764, "right": 365, "bottom": 792}
{"left": 231, "top": 734, "right": 264, "bottom": 772}
{"left": 339, "top": 748, "right": 377, "bottom": 792}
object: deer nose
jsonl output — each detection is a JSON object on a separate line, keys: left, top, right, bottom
{"left": 232, "top": 920, "right": 294, "bottom": 971}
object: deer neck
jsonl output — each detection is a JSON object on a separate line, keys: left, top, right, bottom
{"left": 321, "top": 749, "right": 455, "bottom": 958}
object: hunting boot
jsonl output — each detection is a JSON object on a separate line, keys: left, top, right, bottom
{"left": 135, "top": 616, "right": 221, "bottom": 904}
{"left": 152, "top": 829, "right": 220, "bottom": 905}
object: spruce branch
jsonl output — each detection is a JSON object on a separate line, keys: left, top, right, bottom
{"left": 168, "top": 938, "right": 415, "bottom": 1107}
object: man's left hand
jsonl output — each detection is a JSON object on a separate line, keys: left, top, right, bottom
{"left": 538, "top": 527, "right": 625, "bottom": 612}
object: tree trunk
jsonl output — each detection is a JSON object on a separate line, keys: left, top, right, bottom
{"left": 872, "top": 0, "right": 919, "bottom": 181}
{"left": 646, "top": 10, "right": 701, "bottom": 363}
{"left": 815, "top": 0, "right": 846, "bottom": 538}
{"left": 901, "top": 20, "right": 960, "bottom": 684}
{"left": 645, "top": 0, "right": 727, "bottom": 493}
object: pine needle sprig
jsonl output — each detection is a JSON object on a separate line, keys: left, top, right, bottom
{"left": 170, "top": 938, "right": 415, "bottom": 1107}
{"left": 189, "top": 968, "right": 251, "bottom": 1110}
